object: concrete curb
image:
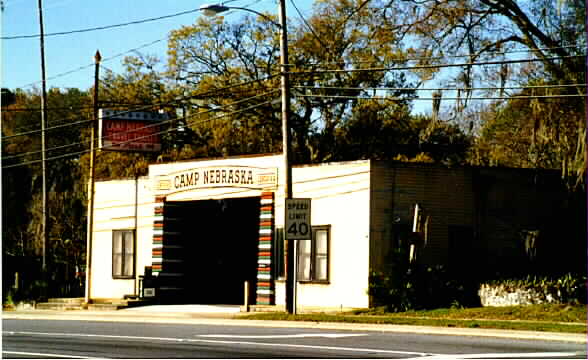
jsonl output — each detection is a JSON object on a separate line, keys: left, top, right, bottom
{"left": 3, "top": 309, "right": 585, "bottom": 344}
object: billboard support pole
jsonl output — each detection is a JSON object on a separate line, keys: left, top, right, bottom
{"left": 85, "top": 50, "right": 101, "bottom": 305}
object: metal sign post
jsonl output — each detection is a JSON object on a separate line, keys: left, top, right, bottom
{"left": 285, "top": 198, "right": 311, "bottom": 315}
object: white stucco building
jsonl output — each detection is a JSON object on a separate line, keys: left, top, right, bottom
{"left": 87, "top": 153, "right": 583, "bottom": 310}
{"left": 87, "top": 154, "right": 372, "bottom": 309}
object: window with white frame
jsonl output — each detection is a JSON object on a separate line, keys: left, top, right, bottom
{"left": 297, "top": 225, "right": 330, "bottom": 282}
{"left": 112, "top": 230, "right": 135, "bottom": 279}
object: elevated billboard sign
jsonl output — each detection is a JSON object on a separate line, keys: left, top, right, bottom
{"left": 98, "top": 109, "right": 168, "bottom": 152}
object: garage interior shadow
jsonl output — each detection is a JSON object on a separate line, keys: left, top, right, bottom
{"left": 161, "top": 197, "right": 261, "bottom": 305}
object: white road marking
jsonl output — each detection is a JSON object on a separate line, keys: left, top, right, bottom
{"left": 3, "top": 330, "right": 434, "bottom": 357}
{"left": 199, "top": 333, "right": 366, "bottom": 339}
{"left": 2, "top": 350, "right": 101, "bottom": 359}
{"left": 405, "top": 352, "right": 584, "bottom": 359}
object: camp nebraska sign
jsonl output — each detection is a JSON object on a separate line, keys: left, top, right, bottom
{"left": 154, "top": 166, "right": 278, "bottom": 193}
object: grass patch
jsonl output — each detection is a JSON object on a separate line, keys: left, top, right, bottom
{"left": 237, "top": 304, "right": 587, "bottom": 334}
{"left": 352, "top": 304, "right": 587, "bottom": 323}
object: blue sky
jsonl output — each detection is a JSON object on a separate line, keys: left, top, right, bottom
{"left": 1, "top": 0, "right": 315, "bottom": 92}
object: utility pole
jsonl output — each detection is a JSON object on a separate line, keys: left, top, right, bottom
{"left": 199, "top": 1, "right": 296, "bottom": 313}
{"left": 278, "top": 0, "right": 296, "bottom": 315}
{"left": 85, "top": 50, "right": 101, "bottom": 304}
{"left": 37, "top": 0, "right": 48, "bottom": 281}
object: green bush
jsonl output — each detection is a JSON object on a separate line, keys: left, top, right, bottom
{"left": 368, "top": 248, "right": 479, "bottom": 312}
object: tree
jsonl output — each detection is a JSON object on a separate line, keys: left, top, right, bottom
{"left": 167, "top": 15, "right": 284, "bottom": 159}
{"left": 469, "top": 79, "right": 585, "bottom": 186}
{"left": 166, "top": 0, "right": 423, "bottom": 164}
{"left": 288, "top": 0, "right": 417, "bottom": 163}
{"left": 2, "top": 87, "right": 91, "bottom": 299}
{"left": 383, "top": 0, "right": 586, "bottom": 186}
{"left": 385, "top": 0, "right": 585, "bottom": 86}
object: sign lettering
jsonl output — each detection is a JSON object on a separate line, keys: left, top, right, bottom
{"left": 285, "top": 198, "right": 311, "bottom": 240}
{"left": 99, "top": 109, "right": 167, "bottom": 152}
{"left": 154, "top": 166, "right": 278, "bottom": 193}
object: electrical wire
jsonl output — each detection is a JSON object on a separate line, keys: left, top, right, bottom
{"left": 2, "top": 89, "right": 279, "bottom": 161}
{"left": 2, "top": 89, "right": 280, "bottom": 162}
{"left": 289, "top": 0, "right": 332, "bottom": 58}
{"left": 295, "top": 94, "right": 586, "bottom": 101}
{"left": 8, "top": 80, "right": 581, "bottom": 136}
{"left": 299, "top": 45, "right": 586, "bottom": 67}
{"left": 294, "top": 83, "right": 587, "bottom": 92}
{"left": 3, "top": 51, "right": 582, "bottom": 138}
{"left": 1, "top": 8, "right": 202, "bottom": 40}
{"left": 289, "top": 55, "right": 585, "bottom": 75}
{"left": 2, "top": 96, "right": 279, "bottom": 169}
{"left": 338, "top": 0, "right": 371, "bottom": 26}
{"left": 13, "top": 38, "right": 166, "bottom": 89}
{"left": 2, "top": 72, "right": 280, "bottom": 140}
{"left": 2, "top": 100, "right": 168, "bottom": 113}
{"left": 2, "top": 118, "right": 93, "bottom": 140}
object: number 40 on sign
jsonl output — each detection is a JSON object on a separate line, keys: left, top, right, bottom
{"left": 285, "top": 198, "right": 311, "bottom": 240}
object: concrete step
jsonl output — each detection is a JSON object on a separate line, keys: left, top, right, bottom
{"left": 47, "top": 297, "right": 85, "bottom": 305}
{"left": 87, "top": 303, "right": 127, "bottom": 311}
{"left": 88, "top": 299, "right": 154, "bottom": 311}
{"left": 91, "top": 298, "right": 130, "bottom": 306}
{"left": 35, "top": 298, "right": 153, "bottom": 311}
{"left": 36, "top": 302, "right": 86, "bottom": 311}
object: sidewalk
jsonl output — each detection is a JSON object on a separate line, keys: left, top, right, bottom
{"left": 2, "top": 305, "right": 586, "bottom": 344}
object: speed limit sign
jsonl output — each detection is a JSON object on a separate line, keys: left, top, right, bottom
{"left": 285, "top": 198, "right": 311, "bottom": 240}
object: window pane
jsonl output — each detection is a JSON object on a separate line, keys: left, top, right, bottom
{"left": 312, "top": 227, "right": 329, "bottom": 282}
{"left": 113, "top": 230, "right": 134, "bottom": 278}
{"left": 299, "top": 239, "right": 311, "bottom": 256}
{"left": 315, "top": 255, "right": 328, "bottom": 281}
{"left": 297, "top": 241, "right": 311, "bottom": 280}
{"left": 274, "top": 228, "right": 285, "bottom": 278}
{"left": 113, "top": 232, "right": 122, "bottom": 276}
{"left": 113, "top": 255, "right": 122, "bottom": 276}
{"left": 298, "top": 254, "right": 311, "bottom": 280}
{"left": 124, "top": 231, "right": 134, "bottom": 277}
{"left": 113, "top": 232, "right": 123, "bottom": 255}
{"left": 124, "top": 232, "right": 134, "bottom": 254}
{"left": 124, "top": 254, "right": 134, "bottom": 276}
{"left": 315, "top": 230, "right": 328, "bottom": 254}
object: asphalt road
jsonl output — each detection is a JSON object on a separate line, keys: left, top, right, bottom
{"left": 2, "top": 318, "right": 586, "bottom": 359}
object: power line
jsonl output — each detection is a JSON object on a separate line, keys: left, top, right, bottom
{"left": 294, "top": 83, "right": 587, "bottom": 93}
{"left": 289, "top": 0, "right": 332, "bottom": 59}
{"left": 1, "top": 8, "right": 202, "bottom": 40}
{"left": 4, "top": 51, "right": 582, "bottom": 139}
{"left": 2, "top": 95, "right": 280, "bottom": 169}
{"left": 295, "top": 94, "right": 586, "bottom": 101}
{"left": 4, "top": 53, "right": 581, "bottom": 138}
{"left": 3, "top": 73, "right": 280, "bottom": 140}
{"left": 9, "top": 36, "right": 582, "bottom": 91}
{"left": 2, "top": 89, "right": 279, "bottom": 161}
{"left": 2, "top": 89, "right": 280, "bottom": 162}
{"left": 300, "top": 45, "right": 586, "bottom": 67}
{"left": 2, "top": 117, "right": 93, "bottom": 140}
{"left": 339, "top": 0, "right": 371, "bottom": 26}
{"left": 1, "top": 100, "right": 164, "bottom": 113}
{"left": 290, "top": 55, "right": 585, "bottom": 74}
{"left": 13, "top": 38, "right": 167, "bottom": 89}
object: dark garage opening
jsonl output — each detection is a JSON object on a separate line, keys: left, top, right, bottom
{"left": 163, "top": 197, "right": 260, "bottom": 305}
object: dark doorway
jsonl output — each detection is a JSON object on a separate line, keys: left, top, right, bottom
{"left": 164, "top": 197, "right": 260, "bottom": 304}
{"left": 448, "top": 225, "right": 475, "bottom": 275}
